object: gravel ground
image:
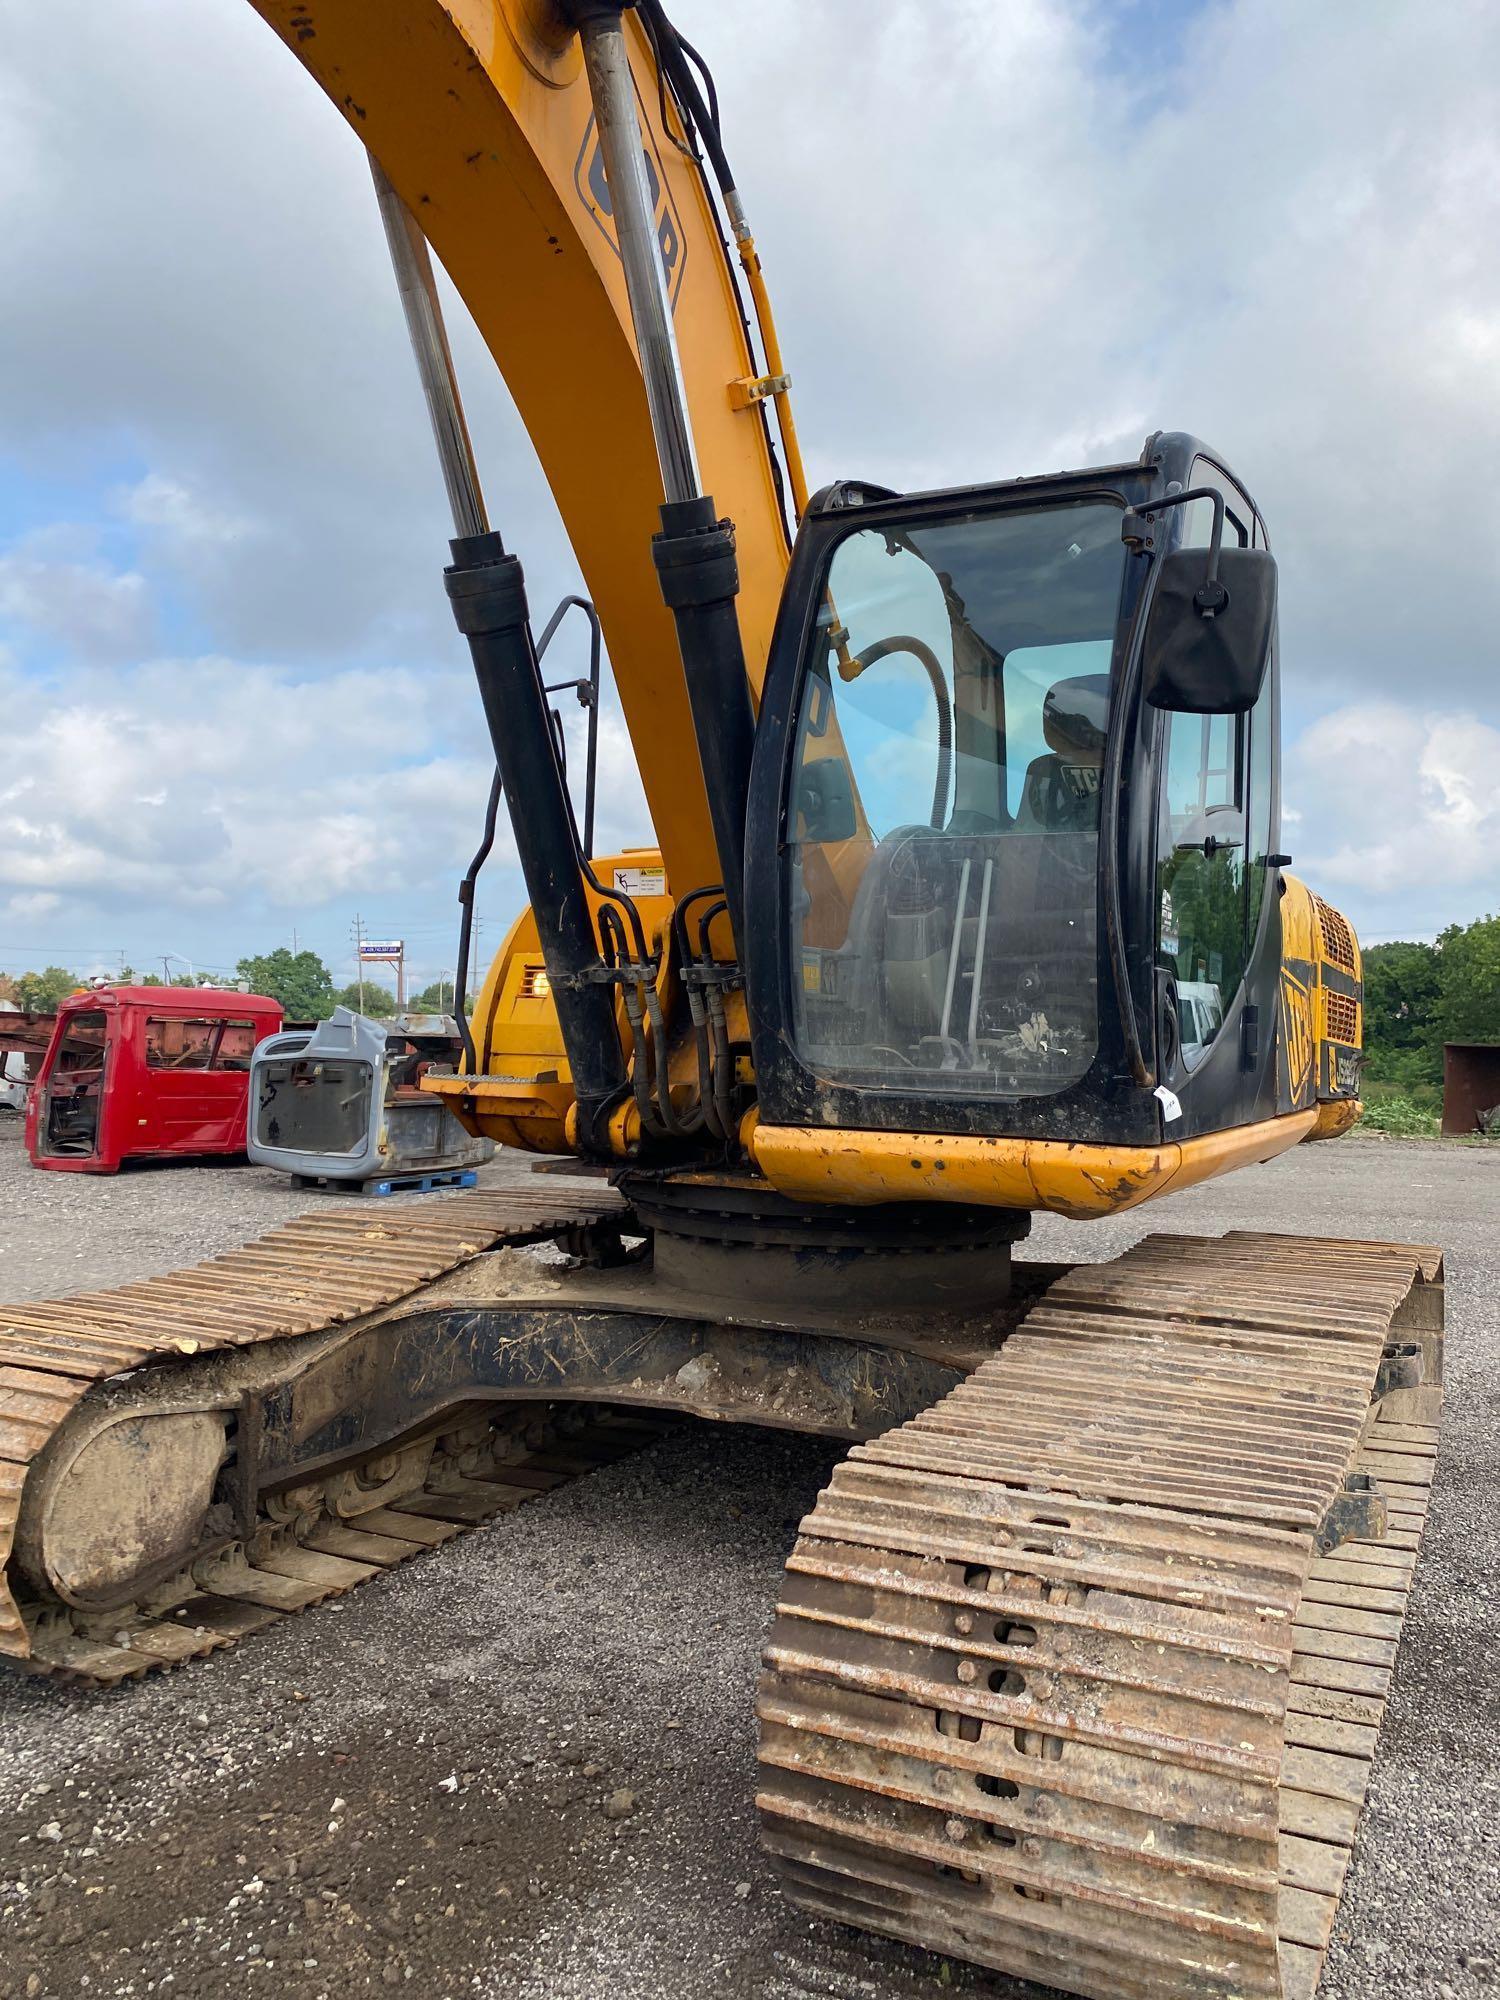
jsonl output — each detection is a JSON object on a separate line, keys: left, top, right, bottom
{"left": 0, "top": 1120, "right": 1495, "bottom": 2000}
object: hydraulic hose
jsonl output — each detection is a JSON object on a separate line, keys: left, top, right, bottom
{"left": 672, "top": 884, "right": 728, "bottom": 1141}
{"left": 638, "top": 0, "right": 808, "bottom": 516}
{"left": 453, "top": 768, "right": 503, "bottom": 1073}
{"left": 454, "top": 593, "right": 644, "bottom": 1075}
{"left": 851, "top": 636, "right": 954, "bottom": 829}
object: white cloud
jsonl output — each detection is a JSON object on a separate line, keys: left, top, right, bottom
{"left": 0, "top": 528, "right": 153, "bottom": 661}
{"left": 3, "top": 890, "right": 60, "bottom": 923}
{"left": 0, "top": 653, "right": 500, "bottom": 910}
{"left": 118, "top": 473, "right": 248, "bottom": 548}
{"left": 1287, "top": 701, "right": 1500, "bottom": 928}
{"left": 0, "top": 624, "right": 653, "bottom": 982}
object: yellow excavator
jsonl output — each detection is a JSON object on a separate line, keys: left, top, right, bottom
{"left": 0, "top": 8, "right": 1445, "bottom": 1999}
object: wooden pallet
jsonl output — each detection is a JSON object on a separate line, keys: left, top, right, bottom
{"left": 290, "top": 1167, "right": 480, "bottom": 1197}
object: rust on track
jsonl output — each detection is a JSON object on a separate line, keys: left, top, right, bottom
{"left": 756, "top": 1229, "right": 1444, "bottom": 2000}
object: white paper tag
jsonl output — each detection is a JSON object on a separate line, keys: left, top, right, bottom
{"left": 612, "top": 865, "right": 666, "bottom": 897}
{"left": 1153, "top": 1084, "right": 1183, "bottom": 1123}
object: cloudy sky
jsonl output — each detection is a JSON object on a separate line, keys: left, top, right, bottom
{"left": 1, "top": 0, "right": 1497, "bottom": 996}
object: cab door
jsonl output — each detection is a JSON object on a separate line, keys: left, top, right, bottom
{"left": 140, "top": 1015, "right": 255, "bottom": 1155}
{"left": 30, "top": 1008, "right": 112, "bottom": 1163}
{"left": 1149, "top": 457, "right": 1282, "bottom": 1135}
{"left": 1153, "top": 648, "right": 1280, "bottom": 1134}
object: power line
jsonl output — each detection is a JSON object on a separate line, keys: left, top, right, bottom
{"left": 350, "top": 913, "right": 367, "bottom": 1013}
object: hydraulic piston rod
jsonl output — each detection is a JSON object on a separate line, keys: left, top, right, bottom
{"left": 574, "top": 11, "right": 699, "bottom": 509}
{"left": 369, "top": 157, "right": 488, "bottom": 543}
{"left": 570, "top": 1, "right": 758, "bottom": 948}
{"left": 370, "top": 152, "right": 627, "bottom": 1133}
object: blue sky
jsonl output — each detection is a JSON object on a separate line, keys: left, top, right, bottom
{"left": 1, "top": 0, "right": 1497, "bottom": 997}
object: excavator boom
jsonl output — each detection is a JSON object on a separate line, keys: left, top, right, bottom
{"left": 248, "top": 0, "right": 793, "bottom": 903}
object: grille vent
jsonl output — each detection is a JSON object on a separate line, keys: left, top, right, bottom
{"left": 1314, "top": 895, "right": 1357, "bottom": 973}
{"left": 1324, "top": 992, "right": 1359, "bottom": 1046}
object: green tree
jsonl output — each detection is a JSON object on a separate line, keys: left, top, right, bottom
{"left": 1159, "top": 851, "right": 1249, "bottom": 996}
{"left": 1362, "top": 940, "right": 1442, "bottom": 1084}
{"left": 237, "top": 948, "right": 335, "bottom": 1020}
{"left": 1435, "top": 914, "right": 1500, "bottom": 1047}
{"left": 331, "top": 982, "right": 398, "bottom": 1019}
{"left": 409, "top": 980, "right": 472, "bottom": 1016}
{"left": 14, "top": 966, "right": 81, "bottom": 1012}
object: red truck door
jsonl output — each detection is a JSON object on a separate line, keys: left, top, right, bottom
{"left": 138, "top": 1013, "right": 261, "bottom": 1155}
{"left": 28, "top": 1007, "right": 112, "bottom": 1164}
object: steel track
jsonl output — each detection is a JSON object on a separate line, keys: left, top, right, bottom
{"left": 756, "top": 1229, "right": 1443, "bottom": 2000}
{"left": 0, "top": 1186, "right": 633, "bottom": 1676}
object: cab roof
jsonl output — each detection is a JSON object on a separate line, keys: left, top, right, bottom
{"left": 57, "top": 986, "right": 282, "bottom": 1016}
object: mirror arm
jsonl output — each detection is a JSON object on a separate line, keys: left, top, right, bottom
{"left": 1123, "top": 484, "right": 1223, "bottom": 552}
{"left": 845, "top": 634, "right": 954, "bottom": 830}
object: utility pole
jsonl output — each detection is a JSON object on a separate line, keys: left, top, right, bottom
{"left": 395, "top": 945, "right": 406, "bottom": 1013}
{"left": 351, "top": 913, "right": 366, "bottom": 1013}
{"left": 161, "top": 957, "right": 172, "bottom": 987}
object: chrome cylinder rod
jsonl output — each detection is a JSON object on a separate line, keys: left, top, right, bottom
{"left": 369, "top": 156, "right": 489, "bottom": 541}
{"left": 577, "top": 14, "right": 702, "bottom": 506}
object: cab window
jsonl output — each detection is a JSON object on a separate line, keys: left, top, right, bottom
{"left": 145, "top": 1017, "right": 259, "bottom": 1071}
{"left": 53, "top": 1012, "right": 107, "bottom": 1073}
{"left": 785, "top": 499, "right": 1127, "bottom": 1100}
{"left": 1156, "top": 669, "right": 1276, "bottom": 1065}
{"left": 1181, "top": 456, "right": 1261, "bottom": 553}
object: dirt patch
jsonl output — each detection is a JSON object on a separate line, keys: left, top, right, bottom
{"left": 1, "top": 1693, "right": 663, "bottom": 1997}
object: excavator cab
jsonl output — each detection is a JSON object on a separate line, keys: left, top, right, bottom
{"left": 744, "top": 437, "right": 1305, "bottom": 1171}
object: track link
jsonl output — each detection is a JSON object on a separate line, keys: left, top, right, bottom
{"left": 0, "top": 1185, "right": 632, "bottom": 1677}
{"left": 756, "top": 1230, "right": 1443, "bottom": 2000}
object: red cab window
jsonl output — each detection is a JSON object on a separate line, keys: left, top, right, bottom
{"left": 144, "top": 1017, "right": 260, "bottom": 1072}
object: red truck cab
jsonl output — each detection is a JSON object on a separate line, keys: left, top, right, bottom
{"left": 26, "top": 987, "right": 283, "bottom": 1173}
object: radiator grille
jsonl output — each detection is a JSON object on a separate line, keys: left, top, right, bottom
{"left": 1314, "top": 895, "right": 1357, "bottom": 973}
{"left": 1324, "top": 991, "right": 1359, "bottom": 1046}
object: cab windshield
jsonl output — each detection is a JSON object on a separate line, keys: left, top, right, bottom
{"left": 785, "top": 498, "right": 1127, "bottom": 1097}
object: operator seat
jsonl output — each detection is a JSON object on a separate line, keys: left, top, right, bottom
{"left": 1015, "top": 673, "right": 1110, "bottom": 832}
{"left": 797, "top": 673, "right": 1111, "bottom": 1067}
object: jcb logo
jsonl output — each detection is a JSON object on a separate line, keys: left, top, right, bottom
{"left": 1280, "top": 968, "right": 1314, "bottom": 1106}
{"left": 574, "top": 113, "right": 687, "bottom": 308}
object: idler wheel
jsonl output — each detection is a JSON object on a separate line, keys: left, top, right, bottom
{"left": 17, "top": 1411, "right": 228, "bottom": 1607}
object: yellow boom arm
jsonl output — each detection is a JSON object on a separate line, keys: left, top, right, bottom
{"left": 248, "top": 0, "right": 792, "bottom": 902}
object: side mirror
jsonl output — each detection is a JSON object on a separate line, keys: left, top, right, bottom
{"left": 1141, "top": 546, "right": 1276, "bottom": 714}
{"left": 796, "top": 755, "right": 857, "bottom": 843}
